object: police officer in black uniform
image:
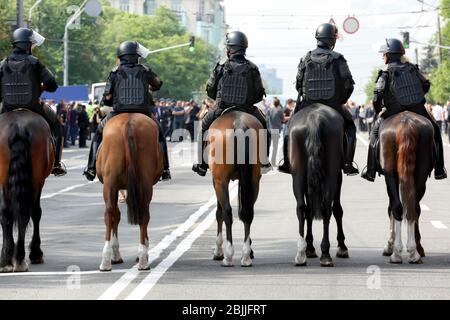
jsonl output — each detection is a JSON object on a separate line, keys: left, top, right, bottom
{"left": 361, "top": 38, "right": 447, "bottom": 181}
{"left": 278, "top": 23, "right": 359, "bottom": 176}
{"left": 192, "top": 31, "right": 271, "bottom": 176}
{"left": 0, "top": 27, "right": 66, "bottom": 176}
{"left": 83, "top": 41, "right": 171, "bottom": 181}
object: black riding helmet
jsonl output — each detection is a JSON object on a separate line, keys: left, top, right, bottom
{"left": 12, "top": 27, "right": 45, "bottom": 51}
{"left": 379, "top": 38, "right": 405, "bottom": 63}
{"left": 117, "top": 41, "right": 150, "bottom": 63}
{"left": 315, "top": 23, "right": 338, "bottom": 49}
{"left": 225, "top": 31, "right": 248, "bottom": 56}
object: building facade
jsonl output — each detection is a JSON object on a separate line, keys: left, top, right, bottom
{"left": 108, "top": 0, "right": 228, "bottom": 49}
{"left": 259, "top": 65, "right": 284, "bottom": 95}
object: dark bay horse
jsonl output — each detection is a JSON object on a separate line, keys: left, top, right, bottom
{"left": 207, "top": 111, "right": 263, "bottom": 267}
{"left": 289, "top": 104, "right": 349, "bottom": 267}
{"left": 0, "top": 110, "right": 54, "bottom": 273}
{"left": 97, "top": 113, "right": 163, "bottom": 272}
{"left": 379, "top": 111, "right": 434, "bottom": 264}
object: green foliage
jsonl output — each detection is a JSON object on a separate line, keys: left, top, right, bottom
{"left": 420, "top": 45, "right": 438, "bottom": 75}
{"left": 364, "top": 68, "right": 380, "bottom": 103}
{"left": 429, "top": 60, "right": 450, "bottom": 103}
{"left": 0, "top": 1, "right": 217, "bottom": 100}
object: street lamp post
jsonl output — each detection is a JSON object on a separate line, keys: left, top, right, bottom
{"left": 29, "top": 0, "right": 43, "bottom": 21}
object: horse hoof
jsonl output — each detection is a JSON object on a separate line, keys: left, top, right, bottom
{"left": 0, "top": 265, "right": 13, "bottom": 273}
{"left": 138, "top": 265, "right": 151, "bottom": 271}
{"left": 241, "top": 257, "right": 253, "bottom": 267}
{"left": 213, "top": 255, "right": 224, "bottom": 261}
{"left": 13, "top": 261, "right": 29, "bottom": 273}
{"left": 382, "top": 250, "right": 393, "bottom": 257}
{"left": 389, "top": 255, "right": 403, "bottom": 265}
{"left": 320, "top": 255, "right": 334, "bottom": 267}
{"left": 336, "top": 248, "right": 349, "bottom": 259}
{"left": 250, "top": 250, "right": 255, "bottom": 260}
{"left": 99, "top": 263, "right": 112, "bottom": 272}
{"left": 30, "top": 257, "right": 44, "bottom": 265}
{"left": 409, "top": 258, "right": 423, "bottom": 265}
{"left": 417, "top": 246, "right": 426, "bottom": 258}
{"left": 306, "top": 249, "right": 318, "bottom": 259}
{"left": 222, "top": 259, "right": 234, "bottom": 267}
{"left": 111, "top": 258, "right": 124, "bottom": 265}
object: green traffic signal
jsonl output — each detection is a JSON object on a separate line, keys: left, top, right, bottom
{"left": 403, "top": 32, "right": 410, "bottom": 49}
{"left": 189, "top": 46, "right": 195, "bottom": 53}
{"left": 189, "top": 36, "right": 195, "bottom": 53}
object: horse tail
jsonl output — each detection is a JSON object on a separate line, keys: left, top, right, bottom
{"left": 397, "top": 118, "right": 418, "bottom": 221}
{"left": 236, "top": 124, "right": 254, "bottom": 225}
{"left": 7, "top": 124, "right": 33, "bottom": 227}
{"left": 305, "top": 115, "right": 326, "bottom": 220}
{"left": 125, "top": 121, "right": 145, "bottom": 225}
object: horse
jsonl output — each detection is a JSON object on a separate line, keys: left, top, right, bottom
{"left": 207, "top": 110, "right": 263, "bottom": 267}
{"left": 379, "top": 111, "right": 434, "bottom": 264}
{"left": 96, "top": 113, "right": 164, "bottom": 272}
{"left": 0, "top": 110, "right": 55, "bottom": 273}
{"left": 289, "top": 104, "right": 349, "bottom": 267}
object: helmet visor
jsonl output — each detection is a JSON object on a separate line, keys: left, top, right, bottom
{"left": 137, "top": 43, "right": 150, "bottom": 58}
{"left": 31, "top": 30, "right": 45, "bottom": 46}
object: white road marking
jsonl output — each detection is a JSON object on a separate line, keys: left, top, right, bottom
{"left": 97, "top": 182, "right": 238, "bottom": 300}
{"left": 356, "top": 133, "right": 369, "bottom": 147}
{"left": 126, "top": 186, "right": 239, "bottom": 300}
{"left": 67, "top": 165, "right": 84, "bottom": 171}
{"left": 420, "top": 204, "right": 431, "bottom": 212}
{"left": 62, "top": 155, "right": 85, "bottom": 161}
{"left": 0, "top": 269, "right": 128, "bottom": 277}
{"left": 41, "top": 180, "right": 99, "bottom": 199}
{"left": 431, "top": 221, "right": 448, "bottom": 230}
{"left": 443, "top": 142, "right": 450, "bottom": 148}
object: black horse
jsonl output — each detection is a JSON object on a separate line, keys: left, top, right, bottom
{"left": 289, "top": 104, "right": 349, "bottom": 267}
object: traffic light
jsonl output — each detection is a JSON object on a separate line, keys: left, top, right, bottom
{"left": 189, "top": 36, "right": 195, "bottom": 52}
{"left": 403, "top": 32, "right": 410, "bottom": 49}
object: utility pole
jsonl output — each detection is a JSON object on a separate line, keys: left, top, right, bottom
{"left": 16, "top": 0, "right": 24, "bottom": 28}
{"left": 438, "top": 12, "right": 443, "bottom": 64}
{"left": 415, "top": 47, "right": 419, "bottom": 67}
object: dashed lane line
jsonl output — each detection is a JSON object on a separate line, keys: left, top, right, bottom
{"left": 126, "top": 184, "right": 239, "bottom": 300}
{"left": 41, "top": 180, "right": 99, "bottom": 199}
{"left": 97, "top": 181, "right": 238, "bottom": 300}
{"left": 431, "top": 221, "right": 448, "bottom": 230}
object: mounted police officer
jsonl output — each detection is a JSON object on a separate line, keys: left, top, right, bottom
{"left": 83, "top": 41, "right": 171, "bottom": 181}
{"left": 0, "top": 27, "right": 66, "bottom": 176}
{"left": 361, "top": 38, "right": 447, "bottom": 181}
{"left": 192, "top": 31, "right": 271, "bottom": 176}
{"left": 278, "top": 23, "right": 359, "bottom": 176}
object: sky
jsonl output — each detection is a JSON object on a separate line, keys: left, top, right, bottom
{"left": 221, "top": 0, "right": 441, "bottom": 103}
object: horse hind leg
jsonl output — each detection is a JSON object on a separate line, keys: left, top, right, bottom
{"left": 320, "top": 213, "right": 334, "bottom": 268}
{"left": 0, "top": 208, "right": 14, "bottom": 273}
{"left": 213, "top": 202, "right": 225, "bottom": 261}
{"left": 13, "top": 212, "right": 30, "bottom": 272}
{"left": 216, "top": 183, "right": 234, "bottom": 268}
{"left": 293, "top": 172, "right": 308, "bottom": 266}
{"left": 99, "top": 184, "right": 119, "bottom": 272}
{"left": 138, "top": 215, "right": 151, "bottom": 271}
{"left": 29, "top": 195, "right": 44, "bottom": 265}
{"left": 383, "top": 210, "right": 395, "bottom": 257}
{"left": 111, "top": 205, "right": 123, "bottom": 265}
{"left": 407, "top": 219, "right": 422, "bottom": 264}
{"left": 384, "top": 175, "right": 403, "bottom": 264}
{"left": 333, "top": 173, "right": 349, "bottom": 259}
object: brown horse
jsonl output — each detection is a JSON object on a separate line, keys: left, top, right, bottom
{"left": 207, "top": 110, "right": 263, "bottom": 267}
{"left": 0, "top": 110, "right": 54, "bottom": 273}
{"left": 379, "top": 111, "right": 434, "bottom": 264}
{"left": 97, "top": 113, "right": 163, "bottom": 272}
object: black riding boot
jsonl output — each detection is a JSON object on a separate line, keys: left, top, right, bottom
{"left": 83, "top": 133, "right": 101, "bottom": 182}
{"left": 278, "top": 135, "right": 291, "bottom": 174}
{"left": 159, "top": 127, "right": 171, "bottom": 181}
{"left": 433, "top": 130, "right": 447, "bottom": 180}
{"left": 343, "top": 131, "right": 359, "bottom": 176}
{"left": 361, "top": 118, "right": 381, "bottom": 182}
{"left": 42, "top": 104, "right": 67, "bottom": 176}
{"left": 192, "top": 132, "right": 208, "bottom": 177}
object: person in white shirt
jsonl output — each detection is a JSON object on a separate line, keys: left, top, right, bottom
{"left": 432, "top": 104, "right": 444, "bottom": 133}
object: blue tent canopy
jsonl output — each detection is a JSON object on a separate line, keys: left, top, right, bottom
{"left": 41, "top": 85, "right": 89, "bottom": 102}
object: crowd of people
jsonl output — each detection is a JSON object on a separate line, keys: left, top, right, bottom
{"left": 44, "top": 95, "right": 450, "bottom": 151}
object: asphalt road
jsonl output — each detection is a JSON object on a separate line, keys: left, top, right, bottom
{"left": 1, "top": 132, "right": 450, "bottom": 300}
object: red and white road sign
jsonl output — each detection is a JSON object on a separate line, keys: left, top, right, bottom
{"left": 343, "top": 16, "right": 360, "bottom": 34}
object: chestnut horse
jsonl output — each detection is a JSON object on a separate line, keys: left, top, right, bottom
{"left": 379, "top": 111, "right": 434, "bottom": 264}
{"left": 289, "top": 104, "right": 349, "bottom": 267}
{"left": 97, "top": 113, "right": 163, "bottom": 272}
{"left": 207, "top": 110, "right": 263, "bottom": 267}
{"left": 0, "top": 110, "right": 54, "bottom": 273}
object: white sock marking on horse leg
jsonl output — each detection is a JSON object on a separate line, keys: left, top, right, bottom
{"left": 99, "top": 241, "right": 112, "bottom": 271}
{"left": 223, "top": 241, "right": 234, "bottom": 266}
{"left": 390, "top": 220, "right": 403, "bottom": 264}
{"left": 111, "top": 235, "right": 122, "bottom": 263}
{"left": 214, "top": 232, "right": 224, "bottom": 258}
{"left": 13, "top": 260, "right": 29, "bottom": 273}
{"left": 295, "top": 237, "right": 307, "bottom": 266}
{"left": 138, "top": 243, "right": 150, "bottom": 271}
{"left": 241, "top": 238, "right": 252, "bottom": 267}
{"left": 407, "top": 221, "right": 421, "bottom": 263}
{"left": 384, "top": 215, "right": 395, "bottom": 255}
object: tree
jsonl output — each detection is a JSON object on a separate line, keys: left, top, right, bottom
{"left": 364, "top": 68, "right": 380, "bottom": 103}
{"left": 420, "top": 45, "right": 438, "bottom": 76}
